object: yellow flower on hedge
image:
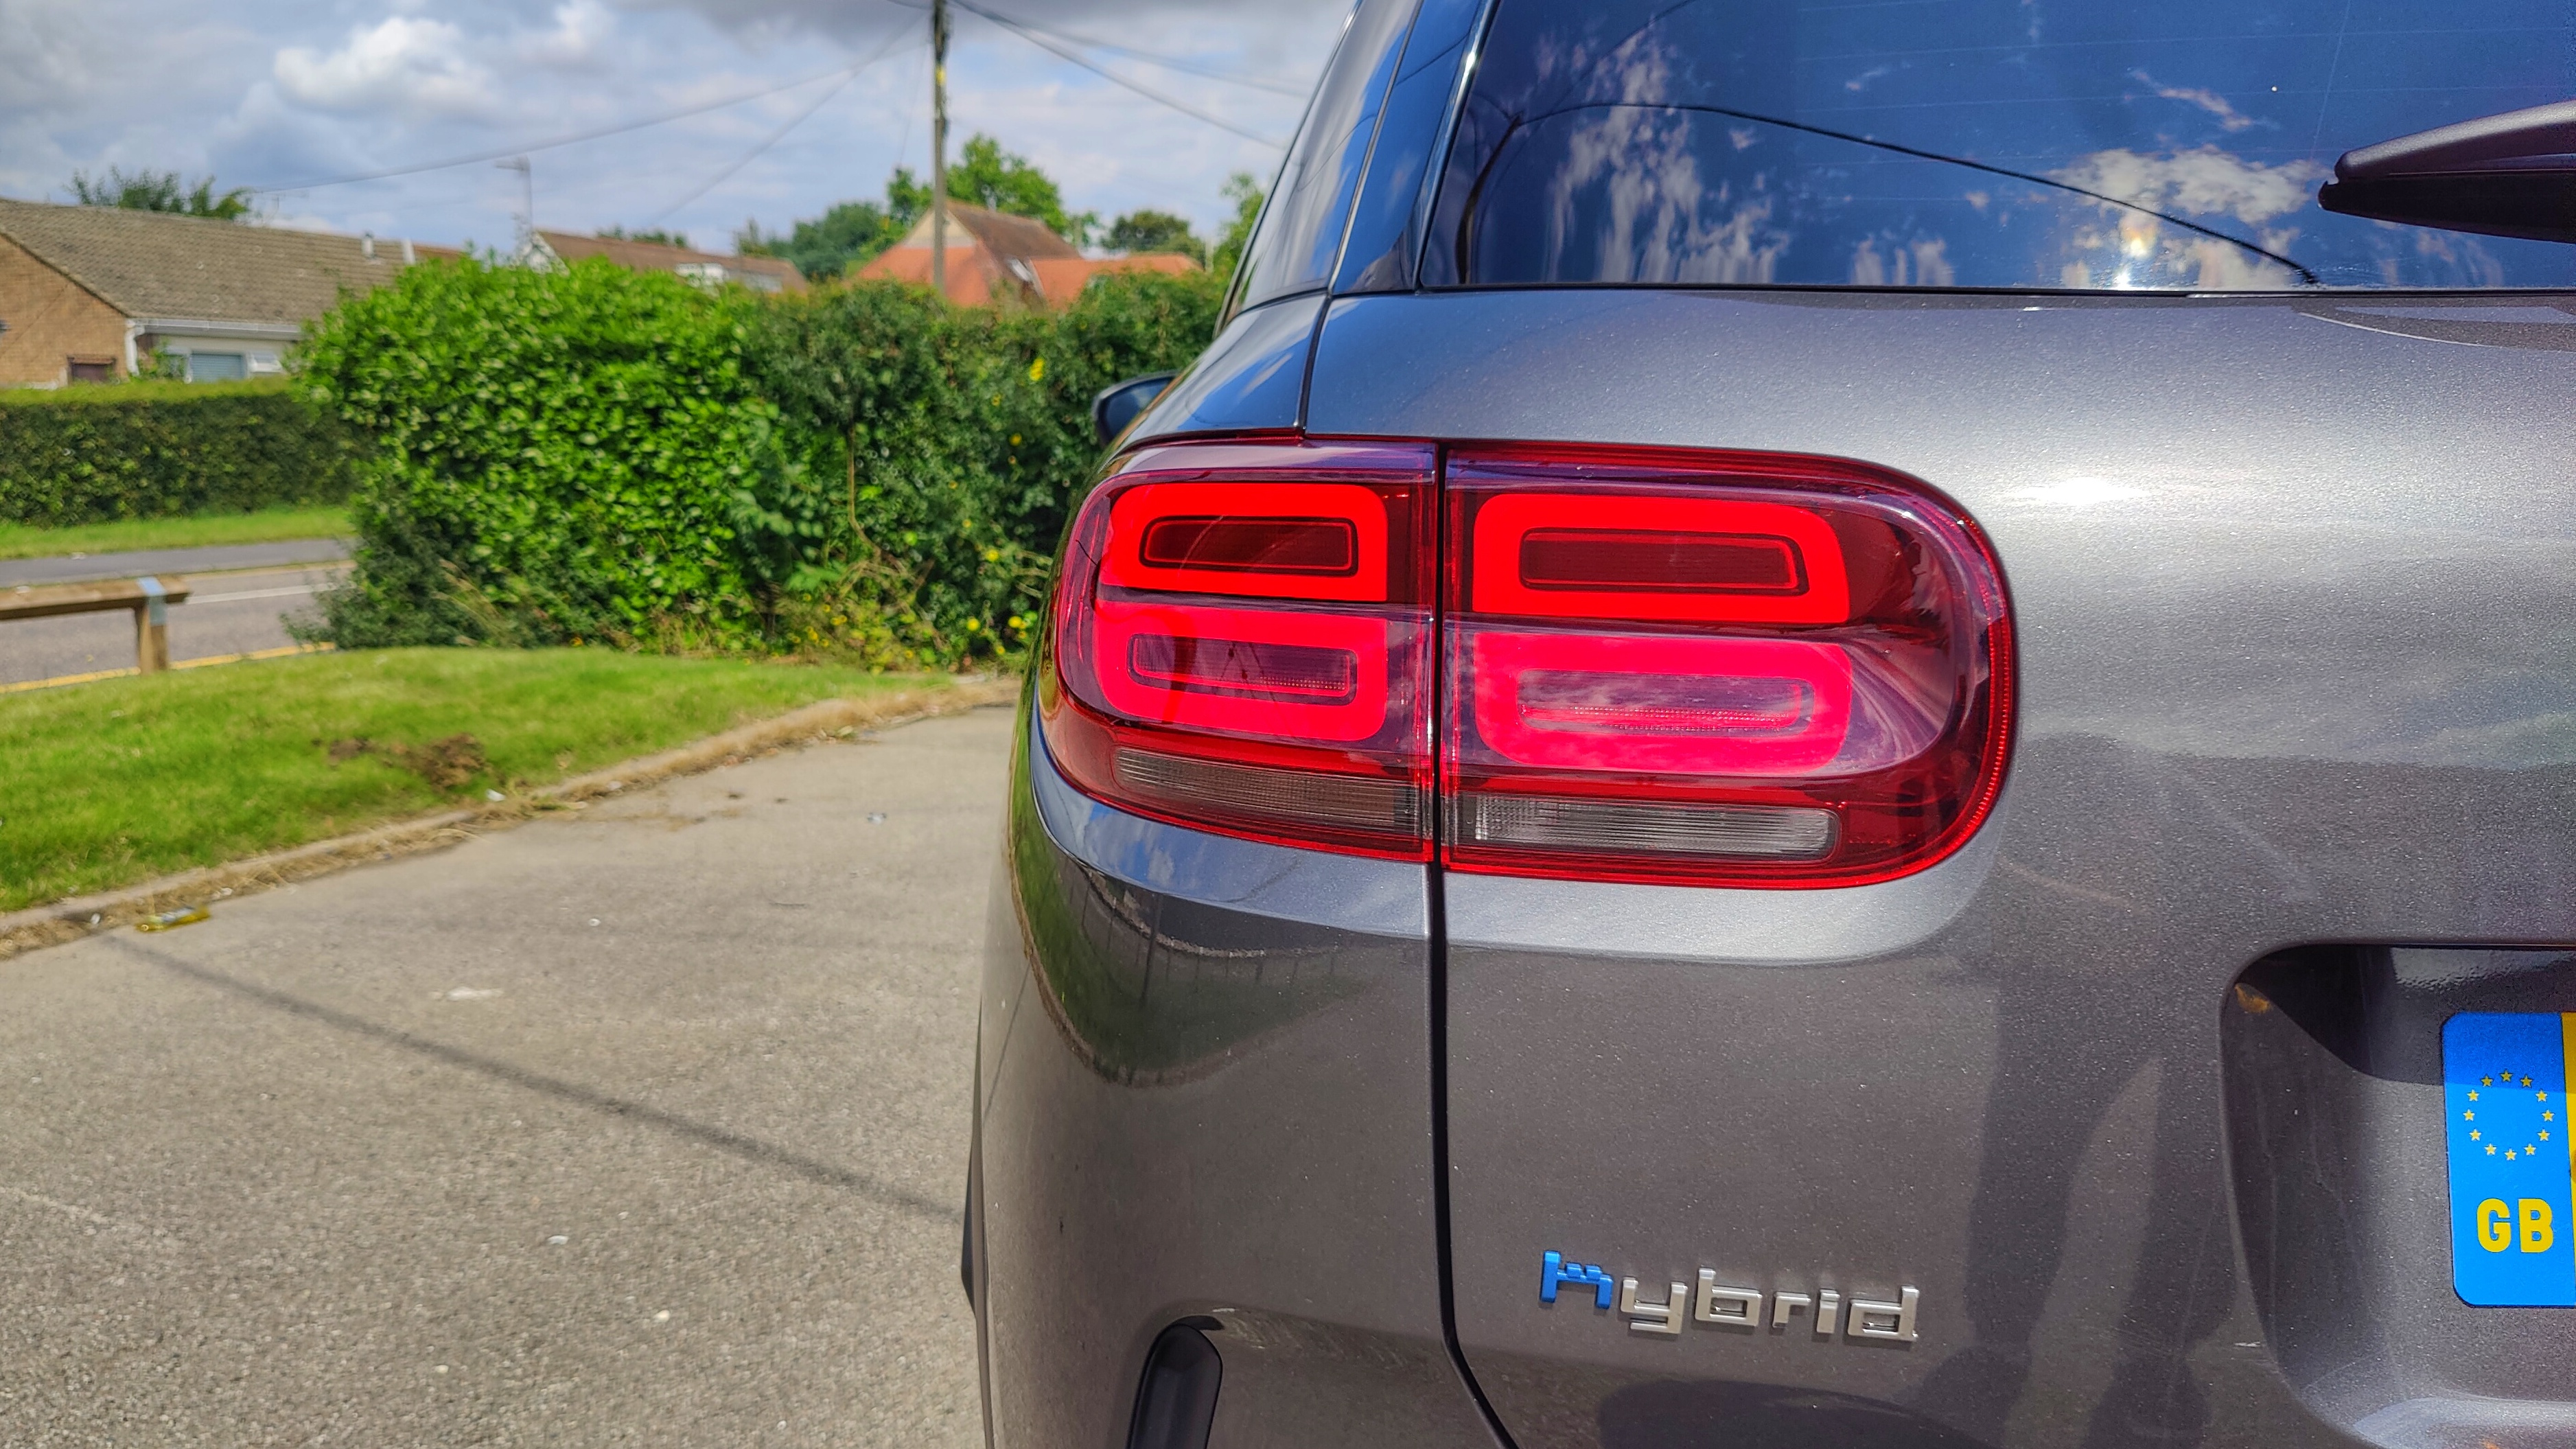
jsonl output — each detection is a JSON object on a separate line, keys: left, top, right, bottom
{"left": 983, "top": 547, "right": 1000, "bottom": 562}
{"left": 1028, "top": 358, "right": 1045, "bottom": 382}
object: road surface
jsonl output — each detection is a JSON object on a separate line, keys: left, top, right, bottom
{"left": 0, "top": 704, "right": 1010, "bottom": 1446}
{"left": 0, "top": 539, "right": 350, "bottom": 590}
{"left": 2, "top": 563, "right": 346, "bottom": 686}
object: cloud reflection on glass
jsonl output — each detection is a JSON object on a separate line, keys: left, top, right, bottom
{"left": 1430, "top": 0, "right": 2576, "bottom": 291}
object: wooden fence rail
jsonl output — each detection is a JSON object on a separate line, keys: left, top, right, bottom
{"left": 0, "top": 576, "right": 192, "bottom": 673}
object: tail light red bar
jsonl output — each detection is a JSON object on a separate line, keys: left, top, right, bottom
{"left": 1039, "top": 438, "right": 2012, "bottom": 888}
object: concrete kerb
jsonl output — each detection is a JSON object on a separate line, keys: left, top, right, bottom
{"left": 0, "top": 675, "right": 1023, "bottom": 964}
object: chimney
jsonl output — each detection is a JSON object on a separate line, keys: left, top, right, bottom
{"left": 400, "top": 237, "right": 417, "bottom": 264}
{"left": 361, "top": 233, "right": 376, "bottom": 259}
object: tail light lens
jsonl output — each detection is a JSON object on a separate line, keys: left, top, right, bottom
{"left": 1042, "top": 439, "right": 2011, "bottom": 887}
{"left": 1443, "top": 445, "right": 2010, "bottom": 888}
{"left": 1043, "top": 440, "right": 1437, "bottom": 859}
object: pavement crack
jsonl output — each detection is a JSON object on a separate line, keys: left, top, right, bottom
{"left": 109, "top": 938, "right": 962, "bottom": 1226}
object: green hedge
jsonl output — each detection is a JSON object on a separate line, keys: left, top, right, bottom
{"left": 297, "top": 257, "right": 1222, "bottom": 666}
{"left": 0, "top": 378, "right": 359, "bottom": 526}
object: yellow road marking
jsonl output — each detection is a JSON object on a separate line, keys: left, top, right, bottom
{"left": 0, "top": 642, "right": 334, "bottom": 695}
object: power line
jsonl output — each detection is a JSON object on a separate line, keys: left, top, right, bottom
{"left": 651, "top": 30, "right": 918, "bottom": 224}
{"left": 248, "top": 40, "right": 903, "bottom": 194}
{"left": 974, "top": 12, "right": 1310, "bottom": 97}
{"left": 944, "top": 0, "right": 1289, "bottom": 147}
{"left": 649, "top": 73, "right": 865, "bottom": 226}
{"left": 1055, "top": 42, "right": 1307, "bottom": 99}
{"left": 867, "top": 0, "right": 1304, "bottom": 95}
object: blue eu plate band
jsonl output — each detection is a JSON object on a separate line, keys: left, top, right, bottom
{"left": 2444, "top": 1012, "right": 2576, "bottom": 1306}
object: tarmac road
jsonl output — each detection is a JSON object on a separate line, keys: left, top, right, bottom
{"left": 0, "top": 539, "right": 351, "bottom": 590}
{"left": 2, "top": 563, "right": 347, "bottom": 686}
{"left": 0, "top": 704, "right": 1011, "bottom": 1446}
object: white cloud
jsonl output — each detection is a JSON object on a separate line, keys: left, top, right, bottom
{"left": 6, "top": 0, "right": 1336, "bottom": 257}
{"left": 0, "top": 0, "right": 104, "bottom": 100}
{"left": 2054, "top": 146, "right": 2324, "bottom": 227}
{"left": 1843, "top": 63, "right": 1895, "bottom": 94}
{"left": 1850, "top": 235, "right": 1953, "bottom": 287}
{"left": 2127, "top": 70, "right": 2263, "bottom": 134}
{"left": 2045, "top": 149, "right": 2328, "bottom": 289}
{"left": 655, "top": 0, "right": 1345, "bottom": 33}
{"left": 520, "top": 0, "right": 616, "bottom": 68}
{"left": 274, "top": 16, "right": 500, "bottom": 117}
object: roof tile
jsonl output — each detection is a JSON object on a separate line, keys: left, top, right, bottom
{"left": 0, "top": 197, "right": 427, "bottom": 325}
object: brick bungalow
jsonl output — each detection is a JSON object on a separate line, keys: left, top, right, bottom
{"left": 0, "top": 197, "right": 454, "bottom": 389}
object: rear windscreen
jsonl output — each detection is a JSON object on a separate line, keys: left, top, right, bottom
{"left": 1424, "top": 0, "right": 2576, "bottom": 290}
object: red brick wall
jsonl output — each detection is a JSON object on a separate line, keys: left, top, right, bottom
{"left": 0, "top": 234, "right": 126, "bottom": 388}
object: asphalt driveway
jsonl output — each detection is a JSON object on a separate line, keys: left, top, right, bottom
{"left": 0, "top": 703, "right": 1012, "bottom": 1446}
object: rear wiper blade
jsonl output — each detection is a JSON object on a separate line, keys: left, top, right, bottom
{"left": 2319, "top": 100, "right": 2576, "bottom": 244}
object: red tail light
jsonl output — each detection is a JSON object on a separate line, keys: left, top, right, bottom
{"left": 1442, "top": 445, "right": 2010, "bottom": 887}
{"left": 1042, "top": 439, "right": 2012, "bottom": 887}
{"left": 1043, "top": 441, "right": 1437, "bottom": 859}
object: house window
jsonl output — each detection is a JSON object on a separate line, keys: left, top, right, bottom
{"left": 66, "top": 357, "right": 115, "bottom": 384}
{"left": 186, "top": 352, "right": 246, "bottom": 382}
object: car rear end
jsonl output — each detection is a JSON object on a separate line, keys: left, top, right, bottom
{"left": 972, "top": 2, "right": 2576, "bottom": 1446}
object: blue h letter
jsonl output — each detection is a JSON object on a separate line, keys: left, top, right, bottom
{"left": 1540, "top": 1251, "right": 1615, "bottom": 1308}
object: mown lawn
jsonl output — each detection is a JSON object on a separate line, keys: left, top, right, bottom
{"left": 0, "top": 647, "right": 944, "bottom": 912}
{"left": 0, "top": 503, "right": 351, "bottom": 561}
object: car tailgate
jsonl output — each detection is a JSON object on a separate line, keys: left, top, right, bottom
{"left": 1311, "top": 288, "right": 2576, "bottom": 1448}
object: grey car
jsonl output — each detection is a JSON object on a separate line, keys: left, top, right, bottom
{"left": 969, "top": 1, "right": 2576, "bottom": 1445}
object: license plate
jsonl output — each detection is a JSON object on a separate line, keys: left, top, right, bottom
{"left": 2445, "top": 1012, "right": 2576, "bottom": 1306}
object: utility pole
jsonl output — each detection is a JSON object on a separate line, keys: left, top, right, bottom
{"left": 930, "top": 0, "right": 950, "bottom": 297}
{"left": 498, "top": 156, "right": 533, "bottom": 261}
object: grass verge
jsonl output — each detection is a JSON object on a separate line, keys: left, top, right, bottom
{"left": 0, "top": 647, "right": 946, "bottom": 912}
{"left": 0, "top": 504, "right": 351, "bottom": 561}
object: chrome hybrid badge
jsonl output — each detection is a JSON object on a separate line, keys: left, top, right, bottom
{"left": 1541, "top": 1251, "right": 1920, "bottom": 1343}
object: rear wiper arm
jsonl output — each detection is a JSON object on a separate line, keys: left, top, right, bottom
{"left": 2319, "top": 100, "right": 2576, "bottom": 244}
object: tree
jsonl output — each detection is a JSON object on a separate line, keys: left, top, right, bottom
{"left": 600, "top": 224, "right": 691, "bottom": 248}
{"left": 885, "top": 166, "right": 933, "bottom": 231}
{"left": 1103, "top": 209, "right": 1205, "bottom": 263}
{"left": 947, "top": 135, "right": 1095, "bottom": 244}
{"left": 738, "top": 139, "right": 1098, "bottom": 283}
{"left": 1211, "top": 172, "right": 1265, "bottom": 283}
{"left": 67, "top": 167, "right": 252, "bottom": 221}
{"left": 738, "top": 170, "right": 933, "bottom": 283}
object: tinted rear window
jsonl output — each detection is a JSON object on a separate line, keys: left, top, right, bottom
{"left": 1424, "top": 0, "right": 2576, "bottom": 290}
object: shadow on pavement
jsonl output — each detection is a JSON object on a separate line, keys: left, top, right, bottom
{"left": 110, "top": 934, "right": 962, "bottom": 1225}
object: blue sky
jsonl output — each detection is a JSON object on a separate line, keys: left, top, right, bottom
{"left": 0, "top": 0, "right": 1348, "bottom": 254}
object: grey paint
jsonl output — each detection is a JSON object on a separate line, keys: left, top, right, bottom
{"left": 973, "top": 700, "right": 1497, "bottom": 1448}
{"left": 1304, "top": 287, "right": 2576, "bottom": 1447}
{"left": 1126, "top": 294, "right": 1321, "bottom": 444}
